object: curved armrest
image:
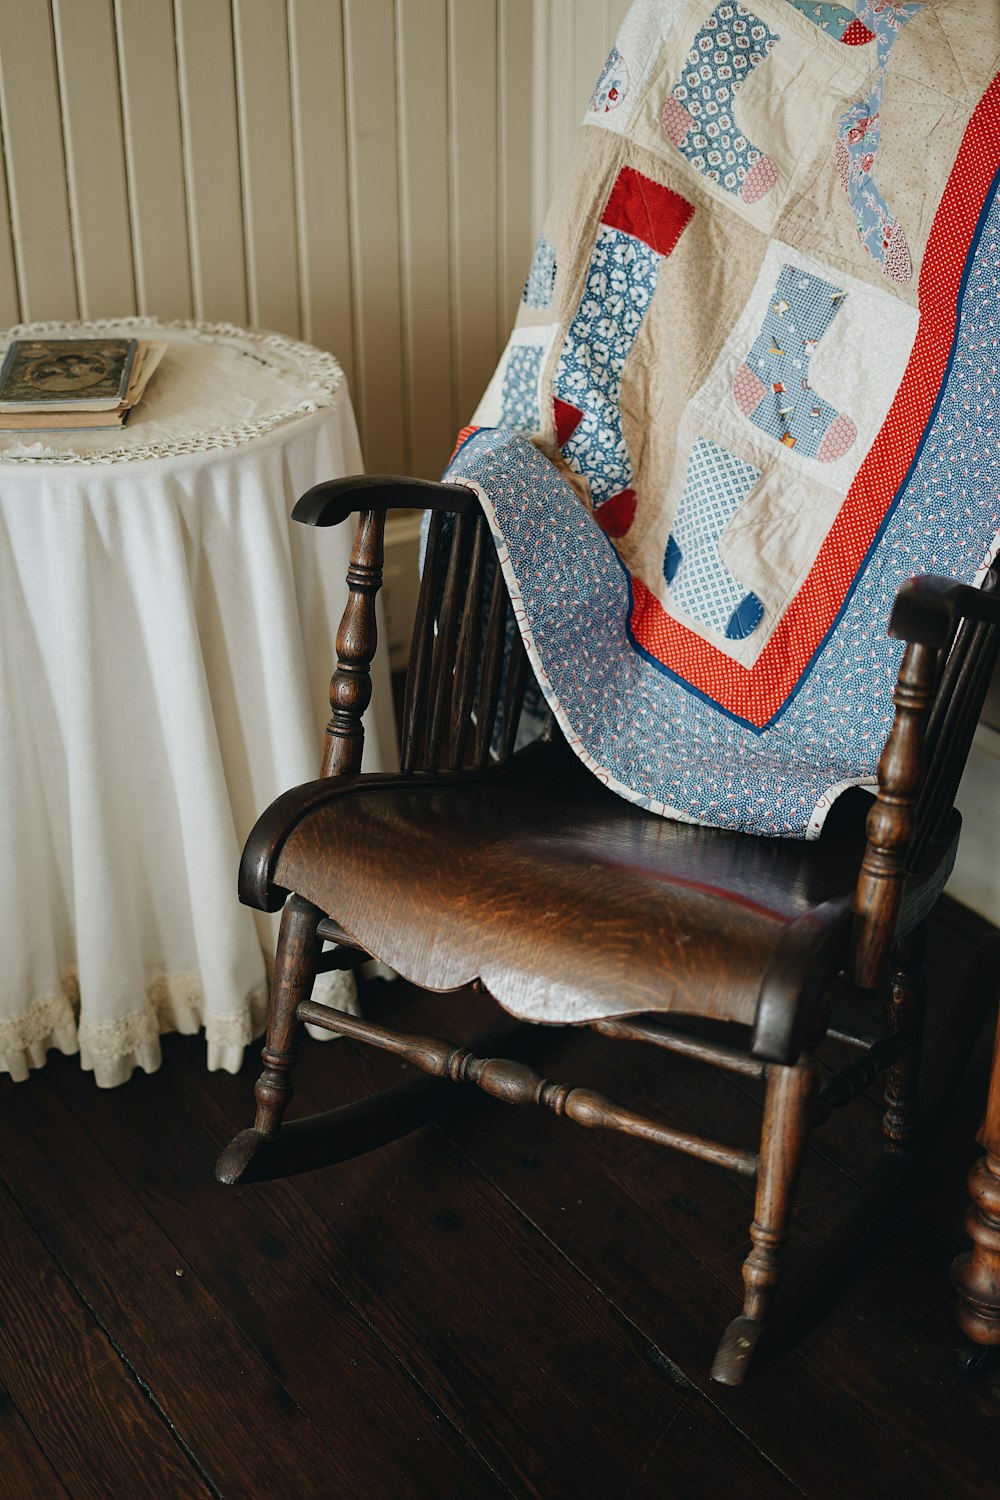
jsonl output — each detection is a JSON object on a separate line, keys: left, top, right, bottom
{"left": 293, "top": 474, "right": 477, "bottom": 529}
{"left": 889, "top": 571, "right": 1000, "bottom": 647}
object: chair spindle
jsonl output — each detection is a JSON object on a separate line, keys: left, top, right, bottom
{"left": 399, "top": 510, "right": 443, "bottom": 774}
{"left": 321, "top": 508, "right": 386, "bottom": 778}
{"left": 851, "top": 640, "right": 939, "bottom": 989}
{"left": 425, "top": 511, "right": 470, "bottom": 769}
{"left": 497, "top": 622, "right": 530, "bottom": 764}
{"left": 472, "top": 564, "right": 512, "bottom": 767}
{"left": 445, "top": 514, "right": 487, "bottom": 770}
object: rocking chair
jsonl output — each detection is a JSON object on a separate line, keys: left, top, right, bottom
{"left": 217, "top": 471, "right": 1000, "bottom": 1385}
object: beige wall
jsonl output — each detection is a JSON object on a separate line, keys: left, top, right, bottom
{"left": 0, "top": 0, "right": 626, "bottom": 478}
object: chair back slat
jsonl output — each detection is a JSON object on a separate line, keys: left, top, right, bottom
{"left": 472, "top": 561, "right": 512, "bottom": 768}
{"left": 398, "top": 503, "right": 534, "bottom": 773}
{"left": 912, "top": 631, "right": 1000, "bottom": 868}
{"left": 496, "top": 620, "right": 530, "bottom": 763}
{"left": 425, "top": 510, "right": 470, "bottom": 769}
{"left": 910, "top": 568, "right": 1000, "bottom": 866}
{"left": 399, "top": 510, "right": 443, "bottom": 774}
{"left": 444, "top": 513, "right": 487, "bottom": 770}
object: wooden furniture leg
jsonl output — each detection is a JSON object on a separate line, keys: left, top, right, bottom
{"left": 252, "top": 896, "right": 324, "bottom": 1137}
{"left": 952, "top": 1003, "right": 1000, "bottom": 1368}
{"left": 215, "top": 896, "right": 322, "bottom": 1184}
{"left": 882, "top": 925, "right": 928, "bottom": 1153}
{"left": 712, "top": 1059, "right": 818, "bottom": 1384}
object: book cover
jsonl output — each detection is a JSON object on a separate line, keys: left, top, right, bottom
{"left": 0, "top": 338, "right": 137, "bottom": 411}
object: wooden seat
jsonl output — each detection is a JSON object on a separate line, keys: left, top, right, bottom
{"left": 218, "top": 477, "right": 1000, "bottom": 1385}
{"left": 245, "top": 737, "right": 957, "bottom": 1051}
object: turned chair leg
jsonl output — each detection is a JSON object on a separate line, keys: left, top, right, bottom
{"left": 253, "top": 895, "right": 324, "bottom": 1139}
{"left": 215, "top": 894, "right": 325, "bottom": 1184}
{"left": 712, "top": 1059, "right": 818, "bottom": 1384}
{"left": 952, "top": 1002, "right": 1000, "bottom": 1366}
{"left": 882, "top": 924, "right": 928, "bottom": 1153}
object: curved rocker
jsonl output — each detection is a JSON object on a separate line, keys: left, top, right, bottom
{"left": 215, "top": 1014, "right": 523, "bottom": 1186}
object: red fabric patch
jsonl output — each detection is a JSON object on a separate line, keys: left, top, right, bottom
{"left": 601, "top": 166, "right": 694, "bottom": 257}
{"left": 553, "top": 397, "right": 584, "bottom": 447}
{"left": 594, "top": 489, "right": 636, "bottom": 538}
{"left": 841, "top": 19, "right": 876, "bottom": 45}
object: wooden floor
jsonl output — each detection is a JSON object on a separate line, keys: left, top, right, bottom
{"left": 3, "top": 898, "right": 1000, "bottom": 1499}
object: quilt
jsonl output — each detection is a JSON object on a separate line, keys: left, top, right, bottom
{"left": 445, "top": 0, "right": 1000, "bottom": 837}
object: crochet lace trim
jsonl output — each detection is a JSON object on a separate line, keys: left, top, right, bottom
{"left": 0, "top": 318, "right": 344, "bottom": 466}
{"left": 0, "top": 968, "right": 269, "bottom": 1058}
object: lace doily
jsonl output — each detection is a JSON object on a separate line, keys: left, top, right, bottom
{"left": 0, "top": 318, "right": 346, "bottom": 465}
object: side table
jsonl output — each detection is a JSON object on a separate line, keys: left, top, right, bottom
{"left": 0, "top": 318, "right": 395, "bottom": 1087}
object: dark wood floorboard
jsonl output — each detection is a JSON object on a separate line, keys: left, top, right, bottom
{"left": 1, "top": 896, "right": 998, "bottom": 1498}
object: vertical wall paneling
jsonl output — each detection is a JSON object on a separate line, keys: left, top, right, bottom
{"left": 287, "top": 0, "right": 355, "bottom": 390}
{"left": 0, "top": 0, "right": 78, "bottom": 320}
{"left": 532, "top": 0, "right": 632, "bottom": 226}
{"left": 0, "top": 101, "right": 20, "bottom": 327}
{"left": 174, "top": 0, "right": 248, "bottom": 326}
{"left": 231, "top": 0, "right": 300, "bottom": 336}
{"left": 608, "top": 0, "right": 632, "bottom": 45}
{"left": 530, "top": 0, "right": 550, "bottom": 235}
{"left": 545, "top": 0, "right": 577, "bottom": 218}
{"left": 448, "top": 0, "right": 500, "bottom": 425}
{"left": 52, "top": 0, "right": 136, "bottom": 319}
{"left": 396, "top": 0, "right": 453, "bottom": 477}
{"left": 573, "top": 0, "right": 607, "bottom": 122}
{"left": 498, "top": 0, "right": 536, "bottom": 338}
{"left": 114, "top": 0, "right": 193, "bottom": 318}
{"left": 342, "top": 0, "right": 406, "bottom": 472}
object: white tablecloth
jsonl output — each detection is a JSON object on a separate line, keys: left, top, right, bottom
{"left": 0, "top": 319, "right": 395, "bottom": 1086}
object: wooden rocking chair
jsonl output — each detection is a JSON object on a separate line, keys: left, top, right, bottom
{"left": 217, "top": 472, "right": 1000, "bottom": 1385}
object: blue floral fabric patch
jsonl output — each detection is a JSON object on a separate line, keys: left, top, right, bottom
{"left": 499, "top": 344, "right": 545, "bottom": 432}
{"left": 835, "top": 1, "right": 922, "bottom": 282}
{"left": 553, "top": 225, "right": 658, "bottom": 504}
{"left": 523, "top": 235, "right": 558, "bottom": 309}
{"left": 784, "top": 0, "right": 857, "bottom": 39}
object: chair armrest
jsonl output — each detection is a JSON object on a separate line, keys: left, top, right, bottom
{"left": 852, "top": 567, "right": 1000, "bottom": 987}
{"left": 293, "top": 475, "right": 476, "bottom": 529}
{"left": 889, "top": 572, "right": 1000, "bottom": 646}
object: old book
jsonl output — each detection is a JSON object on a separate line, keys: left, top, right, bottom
{"left": 0, "top": 340, "right": 167, "bottom": 431}
{"left": 0, "top": 338, "right": 137, "bottom": 411}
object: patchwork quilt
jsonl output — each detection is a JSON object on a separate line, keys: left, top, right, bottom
{"left": 445, "top": 0, "right": 1000, "bottom": 838}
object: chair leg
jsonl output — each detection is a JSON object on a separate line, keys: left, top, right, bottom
{"left": 712, "top": 1058, "right": 818, "bottom": 1385}
{"left": 952, "top": 1001, "right": 1000, "bottom": 1367}
{"left": 882, "top": 923, "right": 928, "bottom": 1153}
{"left": 253, "top": 895, "right": 324, "bottom": 1137}
{"left": 215, "top": 895, "right": 322, "bottom": 1183}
